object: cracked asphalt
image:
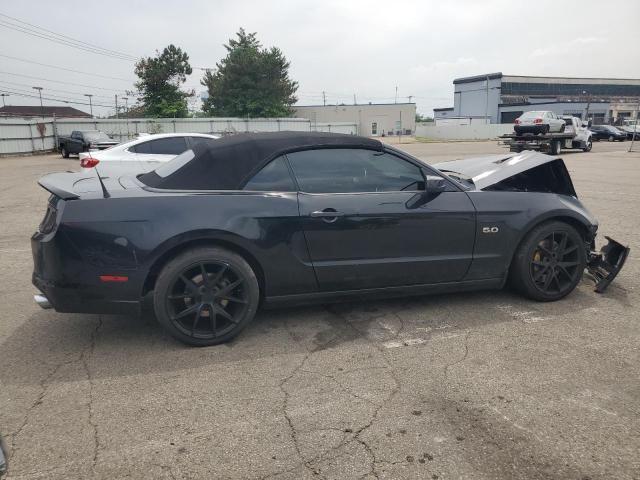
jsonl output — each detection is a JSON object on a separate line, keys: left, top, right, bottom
{"left": 0, "top": 141, "right": 639, "bottom": 479}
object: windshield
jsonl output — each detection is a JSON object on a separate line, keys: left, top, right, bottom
{"left": 84, "top": 131, "right": 112, "bottom": 142}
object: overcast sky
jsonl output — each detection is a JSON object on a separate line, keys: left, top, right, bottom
{"left": 1, "top": 0, "right": 639, "bottom": 117}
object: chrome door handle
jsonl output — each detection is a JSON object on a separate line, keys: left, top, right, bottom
{"left": 310, "top": 209, "right": 344, "bottom": 223}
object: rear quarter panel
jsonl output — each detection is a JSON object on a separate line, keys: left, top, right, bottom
{"left": 59, "top": 192, "right": 317, "bottom": 299}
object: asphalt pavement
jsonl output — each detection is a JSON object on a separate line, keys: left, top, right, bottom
{"left": 0, "top": 140, "right": 638, "bottom": 479}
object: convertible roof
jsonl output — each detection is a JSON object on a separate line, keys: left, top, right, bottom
{"left": 140, "top": 131, "right": 383, "bottom": 190}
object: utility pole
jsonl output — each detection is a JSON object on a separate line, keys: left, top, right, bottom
{"left": 122, "top": 96, "right": 130, "bottom": 139}
{"left": 83, "top": 94, "right": 94, "bottom": 117}
{"left": 322, "top": 91, "right": 326, "bottom": 106}
{"left": 408, "top": 95, "right": 413, "bottom": 103}
{"left": 32, "top": 86, "right": 43, "bottom": 117}
{"left": 115, "top": 94, "right": 119, "bottom": 119}
{"left": 485, "top": 75, "right": 489, "bottom": 123}
{"left": 353, "top": 93, "right": 357, "bottom": 105}
{"left": 582, "top": 90, "right": 591, "bottom": 122}
{"left": 395, "top": 86, "right": 398, "bottom": 104}
{"left": 0, "top": 93, "right": 8, "bottom": 107}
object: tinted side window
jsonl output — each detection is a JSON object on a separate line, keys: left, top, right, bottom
{"left": 132, "top": 137, "right": 188, "bottom": 155}
{"left": 149, "top": 137, "right": 188, "bottom": 155}
{"left": 243, "top": 157, "right": 296, "bottom": 192}
{"left": 132, "top": 140, "right": 152, "bottom": 154}
{"left": 287, "top": 149, "right": 424, "bottom": 193}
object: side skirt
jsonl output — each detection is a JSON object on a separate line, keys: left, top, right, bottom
{"left": 263, "top": 278, "right": 503, "bottom": 308}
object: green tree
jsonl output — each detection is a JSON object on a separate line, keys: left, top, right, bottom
{"left": 135, "top": 44, "right": 193, "bottom": 117}
{"left": 416, "top": 113, "right": 433, "bottom": 123}
{"left": 201, "top": 29, "right": 298, "bottom": 117}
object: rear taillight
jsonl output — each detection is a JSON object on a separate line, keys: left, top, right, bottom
{"left": 81, "top": 157, "right": 100, "bottom": 168}
{"left": 39, "top": 196, "right": 58, "bottom": 234}
{"left": 514, "top": 119, "right": 520, "bottom": 124}
{"left": 534, "top": 118, "right": 543, "bottom": 124}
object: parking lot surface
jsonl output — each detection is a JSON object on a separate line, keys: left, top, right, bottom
{"left": 1, "top": 141, "right": 638, "bottom": 479}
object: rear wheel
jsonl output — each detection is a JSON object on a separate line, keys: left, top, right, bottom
{"left": 61, "top": 146, "right": 69, "bottom": 158}
{"left": 608, "top": 135, "right": 614, "bottom": 142}
{"left": 153, "top": 247, "right": 259, "bottom": 346}
{"left": 509, "top": 221, "right": 586, "bottom": 301}
{"left": 559, "top": 124, "right": 565, "bottom": 133}
{"left": 550, "top": 139, "right": 562, "bottom": 155}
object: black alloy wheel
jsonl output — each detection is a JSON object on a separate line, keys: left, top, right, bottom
{"left": 510, "top": 221, "right": 586, "bottom": 301}
{"left": 154, "top": 247, "right": 259, "bottom": 346}
{"left": 529, "top": 231, "right": 581, "bottom": 296}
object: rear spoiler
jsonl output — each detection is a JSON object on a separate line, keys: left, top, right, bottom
{"left": 38, "top": 173, "right": 80, "bottom": 200}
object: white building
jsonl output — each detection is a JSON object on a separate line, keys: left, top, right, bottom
{"left": 292, "top": 103, "right": 416, "bottom": 137}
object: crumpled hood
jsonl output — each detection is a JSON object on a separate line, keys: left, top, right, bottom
{"left": 434, "top": 151, "right": 562, "bottom": 190}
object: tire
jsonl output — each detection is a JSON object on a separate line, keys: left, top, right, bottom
{"left": 543, "top": 125, "right": 550, "bottom": 134}
{"left": 608, "top": 135, "right": 614, "bottom": 142}
{"left": 549, "top": 140, "right": 562, "bottom": 155}
{"left": 509, "top": 221, "right": 587, "bottom": 302}
{"left": 153, "top": 247, "right": 260, "bottom": 346}
{"left": 582, "top": 138, "right": 592, "bottom": 152}
{"left": 61, "top": 146, "right": 69, "bottom": 158}
{"left": 559, "top": 124, "right": 565, "bottom": 133}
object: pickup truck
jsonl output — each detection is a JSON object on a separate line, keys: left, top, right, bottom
{"left": 58, "top": 130, "right": 119, "bottom": 158}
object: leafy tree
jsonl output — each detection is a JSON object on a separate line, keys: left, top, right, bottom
{"left": 416, "top": 113, "right": 433, "bottom": 123}
{"left": 135, "top": 44, "right": 193, "bottom": 117}
{"left": 201, "top": 29, "right": 298, "bottom": 117}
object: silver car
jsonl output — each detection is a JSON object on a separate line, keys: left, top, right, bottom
{"left": 514, "top": 111, "right": 566, "bottom": 135}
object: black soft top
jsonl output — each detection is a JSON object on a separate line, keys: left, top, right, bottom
{"left": 139, "top": 131, "right": 383, "bottom": 190}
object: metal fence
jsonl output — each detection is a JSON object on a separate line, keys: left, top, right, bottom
{"left": 0, "top": 117, "right": 358, "bottom": 156}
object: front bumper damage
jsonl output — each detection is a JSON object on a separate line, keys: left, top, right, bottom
{"left": 587, "top": 236, "right": 630, "bottom": 293}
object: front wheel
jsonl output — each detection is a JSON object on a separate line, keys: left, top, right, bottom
{"left": 509, "top": 221, "right": 586, "bottom": 301}
{"left": 153, "top": 247, "right": 260, "bottom": 346}
{"left": 583, "top": 138, "right": 592, "bottom": 152}
{"left": 61, "top": 146, "right": 69, "bottom": 158}
{"left": 608, "top": 135, "right": 614, "bottom": 142}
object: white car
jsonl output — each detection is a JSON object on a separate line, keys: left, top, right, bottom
{"left": 514, "top": 111, "right": 566, "bottom": 135}
{"left": 79, "top": 133, "right": 219, "bottom": 175}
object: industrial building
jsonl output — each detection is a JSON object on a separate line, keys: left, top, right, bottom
{"left": 434, "top": 73, "right": 640, "bottom": 125}
{"left": 292, "top": 103, "right": 416, "bottom": 137}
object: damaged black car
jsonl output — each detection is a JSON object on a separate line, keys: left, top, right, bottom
{"left": 31, "top": 132, "right": 629, "bottom": 346}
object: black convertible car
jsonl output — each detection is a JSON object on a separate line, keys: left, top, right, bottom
{"left": 32, "top": 132, "right": 628, "bottom": 346}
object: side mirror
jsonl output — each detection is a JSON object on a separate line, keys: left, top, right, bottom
{"left": 426, "top": 175, "right": 448, "bottom": 193}
{"left": 405, "top": 175, "right": 448, "bottom": 210}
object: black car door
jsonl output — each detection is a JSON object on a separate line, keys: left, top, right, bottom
{"left": 286, "top": 148, "right": 476, "bottom": 292}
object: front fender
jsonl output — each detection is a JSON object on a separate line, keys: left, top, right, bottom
{"left": 464, "top": 192, "right": 597, "bottom": 281}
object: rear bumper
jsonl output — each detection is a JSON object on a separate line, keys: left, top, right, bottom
{"left": 31, "top": 230, "right": 142, "bottom": 315}
{"left": 514, "top": 125, "right": 548, "bottom": 135}
{"left": 32, "top": 272, "right": 140, "bottom": 314}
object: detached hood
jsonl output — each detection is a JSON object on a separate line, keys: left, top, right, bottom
{"left": 434, "top": 151, "right": 576, "bottom": 196}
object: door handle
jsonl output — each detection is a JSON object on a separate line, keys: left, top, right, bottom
{"left": 310, "top": 209, "right": 344, "bottom": 223}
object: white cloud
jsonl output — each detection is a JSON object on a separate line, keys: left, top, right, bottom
{"left": 0, "top": 0, "right": 638, "bottom": 116}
